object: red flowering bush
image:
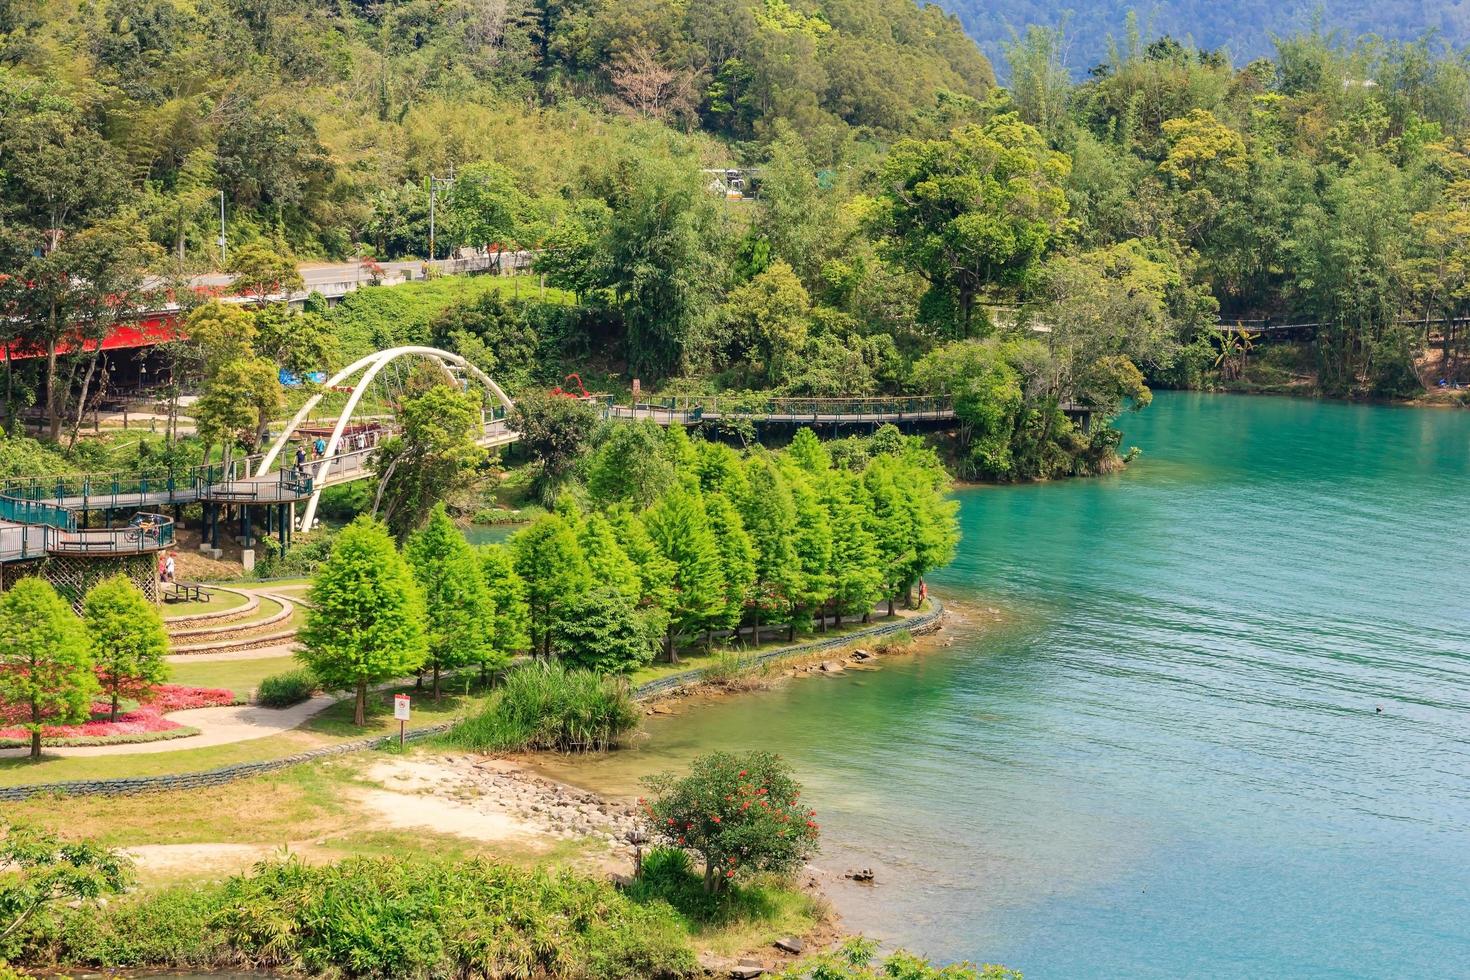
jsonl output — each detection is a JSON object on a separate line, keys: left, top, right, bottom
{"left": 640, "top": 751, "right": 819, "bottom": 894}
{"left": 0, "top": 684, "right": 236, "bottom": 745}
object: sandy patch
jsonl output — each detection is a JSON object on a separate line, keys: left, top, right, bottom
{"left": 123, "top": 842, "right": 286, "bottom": 878}
{"left": 355, "top": 757, "right": 549, "bottom": 847}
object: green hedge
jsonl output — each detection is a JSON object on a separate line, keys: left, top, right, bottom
{"left": 16, "top": 856, "right": 697, "bottom": 978}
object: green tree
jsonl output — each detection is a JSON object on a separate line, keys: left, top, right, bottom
{"left": 0, "top": 579, "right": 96, "bottom": 759}
{"left": 511, "top": 513, "right": 590, "bottom": 658}
{"left": 577, "top": 511, "right": 643, "bottom": 604}
{"left": 406, "top": 504, "right": 495, "bottom": 699}
{"left": 479, "top": 543, "right": 532, "bottom": 667}
{"left": 821, "top": 469, "right": 885, "bottom": 625}
{"left": 877, "top": 114, "right": 1071, "bottom": 336}
{"left": 703, "top": 491, "right": 757, "bottom": 642}
{"left": 719, "top": 260, "right": 811, "bottom": 384}
{"left": 641, "top": 751, "right": 820, "bottom": 894}
{"left": 861, "top": 457, "right": 918, "bottom": 616}
{"left": 737, "top": 455, "right": 801, "bottom": 641}
{"left": 550, "top": 586, "right": 657, "bottom": 675}
{"left": 82, "top": 575, "right": 169, "bottom": 722}
{"left": 642, "top": 486, "right": 725, "bottom": 662}
{"left": 298, "top": 517, "right": 428, "bottom": 726}
{"left": 781, "top": 462, "right": 833, "bottom": 637}
{"left": 446, "top": 162, "right": 529, "bottom": 252}
{"left": 229, "top": 243, "right": 304, "bottom": 304}
{"left": 0, "top": 823, "right": 132, "bottom": 948}
{"left": 374, "top": 382, "right": 487, "bottom": 539}
{"left": 585, "top": 421, "right": 676, "bottom": 508}
{"left": 509, "top": 392, "right": 601, "bottom": 506}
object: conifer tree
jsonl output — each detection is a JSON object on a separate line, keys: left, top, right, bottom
{"left": 83, "top": 575, "right": 169, "bottom": 721}
{"left": 551, "top": 586, "right": 657, "bottom": 674}
{"left": 406, "top": 503, "right": 494, "bottom": 699}
{"left": 738, "top": 453, "right": 801, "bottom": 642}
{"left": 299, "top": 516, "right": 427, "bottom": 725}
{"left": 787, "top": 427, "right": 831, "bottom": 474}
{"left": 510, "top": 512, "right": 589, "bottom": 657}
{"left": 862, "top": 455, "right": 918, "bottom": 616}
{"left": 643, "top": 486, "right": 724, "bottom": 662}
{"left": 607, "top": 505, "right": 677, "bottom": 644}
{"left": 577, "top": 511, "right": 643, "bottom": 604}
{"left": 0, "top": 579, "right": 95, "bottom": 759}
{"left": 694, "top": 440, "right": 749, "bottom": 497}
{"left": 703, "top": 491, "right": 757, "bottom": 643}
{"left": 479, "top": 543, "right": 531, "bottom": 667}
{"left": 781, "top": 462, "right": 834, "bottom": 638}
{"left": 822, "top": 469, "right": 886, "bottom": 625}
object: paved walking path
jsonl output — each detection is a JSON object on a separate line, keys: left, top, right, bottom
{"left": 0, "top": 696, "right": 336, "bottom": 759}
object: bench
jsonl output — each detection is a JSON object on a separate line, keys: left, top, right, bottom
{"left": 165, "top": 582, "right": 212, "bottom": 603}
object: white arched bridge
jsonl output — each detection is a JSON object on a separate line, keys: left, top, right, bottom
{"left": 0, "top": 346, "right": 519, "bottom": 566}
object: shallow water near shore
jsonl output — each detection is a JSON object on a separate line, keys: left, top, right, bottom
{"left": 551, "top": 391, "right": 1470, "bottom": 979}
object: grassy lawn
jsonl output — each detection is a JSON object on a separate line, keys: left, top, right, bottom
{"left": 167, "top": 655, "right": 300, "bottom": 698}
{"left": 304, "top": 675, "right": 496, "bottom": 738}
{"left": 161, "top": 587, "right": 251, "bottom": 618}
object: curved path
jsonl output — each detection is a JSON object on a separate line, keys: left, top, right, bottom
{"left": 0, "top": 696, "right": 337, "bottom": 759}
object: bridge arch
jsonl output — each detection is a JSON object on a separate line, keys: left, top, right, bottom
{"left": 256, "top": 346, "right": 515, "bottom": 532}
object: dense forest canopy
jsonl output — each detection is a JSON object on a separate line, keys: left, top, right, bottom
{"left": 939, "top": 0, "right": 1470, "bottom": 78}
{"left": 1, "top": 0, "right": 1469, "bottom": 487}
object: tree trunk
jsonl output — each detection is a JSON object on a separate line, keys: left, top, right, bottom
{"left": 354, "top": 680, "right": 368, "bottom": 726}
{"left": 433, "top": 662, "right": 441, "bottom": 701}
{"left": 30, "top": 729, "right": 41, "bottom": 760}
{"left": 110, "top": 691, "right": 119, "bottom": 723}
{"left": 664, "top": 631, "right": 680, "bottom": 665}
{"left": 703, "top": 860, "right": 716, "bottom": 894}
{"left": 46, "top": 336, "right": 61, "bottom": 441}
{"left": 68, "top": 353, "right": 101, "bottom": 449}
{"left": 886, "top": 597, "right": 895, "bottom": 617}
{"left": 752, "top": 610, "right": 761, "bottom": 647}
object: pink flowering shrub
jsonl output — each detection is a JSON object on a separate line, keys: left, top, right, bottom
{"left": 0, "top": 684, "right": 237, "bottom": 745}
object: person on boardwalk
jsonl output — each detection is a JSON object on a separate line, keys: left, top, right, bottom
{"left": 313, "top": 436, "right": 326, "bottom": 459}
{"left": 295, "top": 444, "right": 307, "bottom": 477}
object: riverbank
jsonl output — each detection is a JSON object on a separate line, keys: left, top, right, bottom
{"left": 3, "top": 602, "right": 956, "bottom": 976}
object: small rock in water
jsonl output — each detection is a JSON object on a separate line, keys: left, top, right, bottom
{"left": 818, "top": 660, "right": 845, "bottom": 673}
{"left": 844, "top": 867, "right": 876, "bottom": 882}
{"left": 849, "top": 649, "right": 873, "bottom": 661}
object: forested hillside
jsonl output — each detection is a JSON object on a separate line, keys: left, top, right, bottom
{"left": 941, "top": 0, "right": 1470, "bottom": 76}
{"left": 3, "top": 0, "right": 1469, "bottom": 487}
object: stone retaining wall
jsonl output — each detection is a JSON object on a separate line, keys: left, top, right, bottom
{"left": 0, "top": 599, "right": 943, "bottom": 802}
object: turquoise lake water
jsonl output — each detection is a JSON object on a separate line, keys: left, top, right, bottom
{"left": 555, "top": 392, "right": 1470, "bottom": 978}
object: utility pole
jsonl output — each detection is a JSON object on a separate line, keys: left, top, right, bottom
{"left": 217, "top": 190, "right": 227, "bottom": 266}
{"left": 427, "top": 173, "right": 454, "bottom": 262}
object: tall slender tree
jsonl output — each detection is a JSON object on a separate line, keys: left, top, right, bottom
{"left": 298, "top": 517, "right": 427, "bottom": 725}
{"left": 406, "top": 503, "right": 494, "bottom": 699}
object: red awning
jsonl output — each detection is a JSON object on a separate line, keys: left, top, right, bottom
{"left": 4, "top": 315, "right": 184, "bottom": 361}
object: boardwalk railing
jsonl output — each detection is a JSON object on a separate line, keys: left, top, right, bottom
{"left": 607, "top": 394, "right": 956, "bottom": 425}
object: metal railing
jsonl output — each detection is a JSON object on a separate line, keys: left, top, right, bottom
{"left": 0, "top": 513, "right": 174, "bottom": 560}
{"left": 607, "top": 394, "right": 956, "bottom": 423}
{"left": 48, "top": 516, "right": 175, "bottom": 555}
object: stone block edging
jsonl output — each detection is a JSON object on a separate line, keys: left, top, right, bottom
{"left": 0, "top": 598, "right": 943, "bottom": 801}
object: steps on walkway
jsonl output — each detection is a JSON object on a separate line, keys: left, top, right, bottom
{"left": 168, "top": 592, "right": 300, "bottom": 655}
{"left": 162, "top": 588, "right": 260, "bottom": 627}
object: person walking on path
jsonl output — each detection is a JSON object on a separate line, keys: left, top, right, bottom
{"left": 313, "top": 436, "right": 326, "bottom": 459}
{"left": 164, "top": 551, "right": 176, "bottom": 584}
